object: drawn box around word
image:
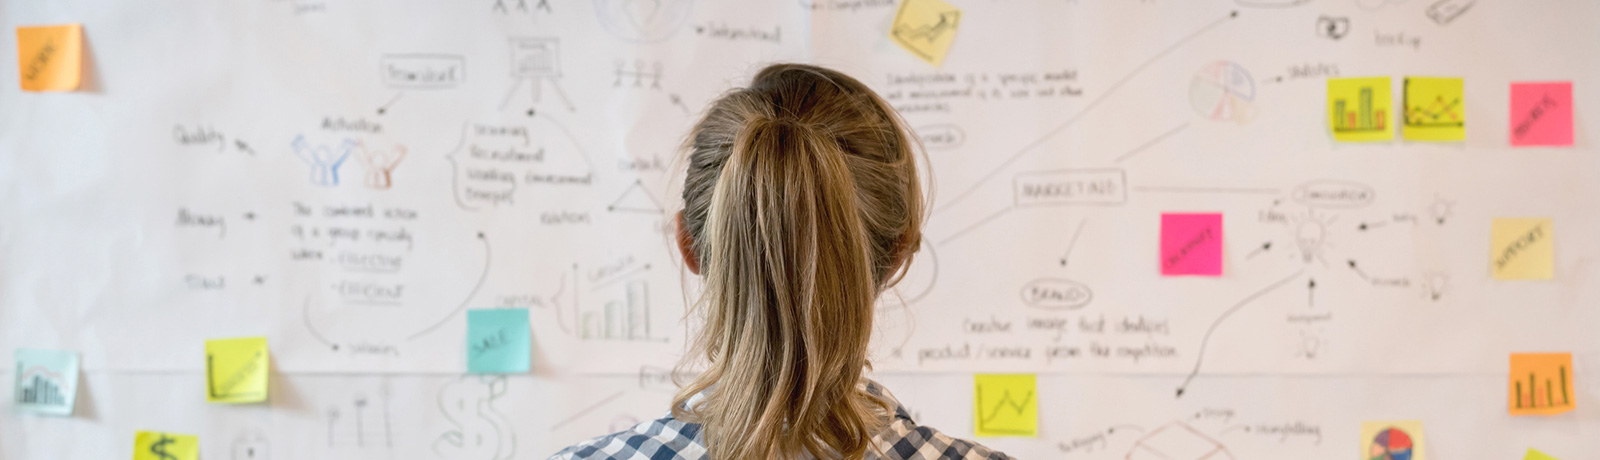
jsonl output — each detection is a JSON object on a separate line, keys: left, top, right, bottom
{"left": 1013, "top": 169, "right": 1127, "bottom": 206}
{"left": 380, "top": 54, "right": 465, "bottom": 89}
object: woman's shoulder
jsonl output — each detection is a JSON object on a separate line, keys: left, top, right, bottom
{"left": 547, "top": 413, "right": 707, "bottom": 460}
{"left": 865, "top": 381, "right": 1016, "bottom": 460}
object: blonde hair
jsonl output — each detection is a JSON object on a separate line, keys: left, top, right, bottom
{"left": 671, "top": 63, "right": 925, "bottom": 459}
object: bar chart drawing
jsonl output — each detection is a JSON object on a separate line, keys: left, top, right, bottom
{"left": 1509, "top": 353, "right": 1575, "bottom": 415}
{"left": 1514, "top": 364, "right": 1572, "bottom": 409}
{"left": 581, "top": 280, "right": 661, "bottom": 342}
{"left": 1327, "top": 77, "right": 1394, "bottom": 141}
{"left": 1333, "top": 86, "right": 1386, "bottom": 132}
{"left": 16, "top": 369, "right": 69, "bottom": 407}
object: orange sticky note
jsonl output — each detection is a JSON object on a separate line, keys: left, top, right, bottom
{"left": 16, "top": 24, "right": 83, "bottom": 91}
{"left": 1510, "top": 353, "right": 1575, "bottom": 415}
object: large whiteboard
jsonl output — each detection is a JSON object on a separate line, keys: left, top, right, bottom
{"left": 3, "top": 0, "right": 1597, "bottom": 458}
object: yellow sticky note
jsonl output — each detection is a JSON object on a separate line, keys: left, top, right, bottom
{"left": 973, "top": 374, "right": 1036, "bottom": 437}
{"left": 1510, "top": 353, "right": 1575, "bottom": 415}
{"left": 1491, "top": 218, "right": 1554, "bottom": 280}
{"left": 1328, "top": 77, "right": 1394, "bottom": 142}
{"left": 205, "top": 337, "right": 269, "bottom": 403}
{"left": 1524, "top": 448, "right": 1563, "bottom": 460}
{"left": 890, "top": 0, "right": 961, "bottom": 66}
{"left": 15, "top": 24, "right": 83, "bottom": 92}
{"left": 1403, "top": 77, "right": 1466, "bottom": 141}
{"left": 1359, "top": 420, "right": 1426, "bottom": 460}
{"left": 133, "top": 431, "right": 199, "bottom": 460}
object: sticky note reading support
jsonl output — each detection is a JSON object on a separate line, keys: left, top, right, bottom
{"left": 973, "top": 374, "right": 1037, "bottom": 437}
{"left": 1160, "top": 213, "right": 1223, "bottom": 276}
{"left": 1328, "top": 77, "right": 1394, "bottom": 142}
{"left": 1524, "top": 448, "right": 1563, "bottom": 460}
{"left": 1491, "top": 218, "right": 1554, "bottom": 280}
{"left": 467, "top": 308, "right": 531, "bottom": 374}
{"left": 205, "top": 337, "right": 269, "bottom": 403}
{"left": 889, "top": 0, "right": 961, "bottom": 66}
{"left": 1360, "top": 420, "right": 1427, "bottom": 460}
{"left": 133, "top": 431, "right": 199, "bottom": 460}
{"left": 1509, "top": 353, "right": 1575, "bottom": 415}
{"left": 1511, "top": 82, "right": 1574, "bottom": 147}
{"left": 15, "top": 24, "right": 83, "bottom": 91}
{"left": 1403, "top": 77, "right": 1466, "bottom": 141}
{"left": 13, "top": 348, "right": 79, "bottom": 416}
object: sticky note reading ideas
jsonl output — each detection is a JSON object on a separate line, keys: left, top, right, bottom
{"left": 973, "top": 374, "right": 1037, "bottom": 437}
{"left": 467, "top": 308, "right": 531, "bottom": 374}
{"left": 15, "top": 24, "right": 83, "bottom": 91}
{"left": 1160, "top": 213, "right": 1223, "bottom": 276}
{"left": 1328, "top": 77, "right": 1394, "bottom": 142}
{"left": 13, "top": 348, "right": 80, "bottom": 416}
{"left": 1360, "top": 420, "right": 1427, "bottom": 460}
{"left": 1509, "top": 353, "right": 1574, "bottom": 415}
{"left": 1403, "top": 77, "right": 1466, "bottom": 141}
{"left": 205, "top": 337, "right": 269, "bottom": 403}
{"left": 889, "top": 0, "right": 962, "bottom": 66}
{"left": 1511, "top": 82, "right": 1574, "bottom": 147}
{"left": 133, "top": 431, "right": 199, "bottom": 460}
{"left": 1491, "top": 218, "right": 1554, "bottom": 280}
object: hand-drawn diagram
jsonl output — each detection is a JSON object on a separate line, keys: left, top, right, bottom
{"left": 1316, "top": 16, "right": 1350, "bottom": 40}
{"left": 607, "top": 180, "right": 665, "bottom": 214}
{"left": 326, "top": 386, "right": 395, "bottom": 450}
{"left": 447, "top": 119, "right": 596, "bottom": 210}
{"left": 1188, "top": 61, "right": 1256, "bottom": 123}
{"left": 502, "top": 37, "right": 575, "bottom": 115}
{"left": 230, "top": 429, "right": 271, "bottom": 460}
{"left": 493, "top": 0, "right": 551, "bottom": 14}
{"left": 1125, "top": 422, "right": 1234, "bottom": 460}
{"left": 614, "top": 59, "right": 663, "bottom": 89}
{"left": 1427, "top": 0, "right": 1476, "bottom": 25}
{"left": 356, "top": 142, "right": 407, "bottom": 190}
{"left": 593, "top": 0, "right": 695, "bottom": 43}
{"left": 434, "top": 375, "right": 517, "bottom": 460}
{"left": 581, "top": 280, "right": 659, "bottom": 342}
{"left": 292, "top": 136, "right": 357, "bottom": 187}
{"left": 300, "top": 232, "right": 491, "bottom": 353}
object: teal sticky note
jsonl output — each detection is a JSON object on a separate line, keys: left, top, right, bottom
{"left": 466, "top": 309, "right": 531, "bottom": 374}
{"left": 13, "top": 348, "right": 79, "bottom": 416}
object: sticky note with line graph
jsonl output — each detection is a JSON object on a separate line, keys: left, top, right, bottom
{"left": 973, "top": 373, "right": 1037, "bottom": 437}
{"left": 1403, "top": 76, "right": 1466, "bottom": 141}
{"left": 205, "top": 337, "right": 270, "bottom": 403}
{"left": 1509, "top": 353, "right": 1574, "bottom": 415}
{"left": 889, "top": 0, "right": 962, "bottom": 66}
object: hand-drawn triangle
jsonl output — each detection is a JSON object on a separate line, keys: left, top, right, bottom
{"left": 608, "top": 180, "right": 664, "bottom": 214}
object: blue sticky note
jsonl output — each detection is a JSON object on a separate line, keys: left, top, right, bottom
{"left": 13, "top": 348, "right": 79, "bottom": 416}
{"left": 467, "top": 309, "right": 531, "bottom": 374}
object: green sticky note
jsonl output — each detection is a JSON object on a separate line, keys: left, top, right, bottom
{"left": 974, "top": 374, "right": 1037, "bottom": 437}
{"left": 205, "top": 337, "right": 269, "bottom": 403}
{"left": 467, "top": 309, "right": 531, "bottom": 374}
{"left": 13, "top": 348, "right": 79, "bottom": 416}
{"left": 1524, "top": 448, "right": 1562, "bottom": 460}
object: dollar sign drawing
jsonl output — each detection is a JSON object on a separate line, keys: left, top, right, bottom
{"left": 149, "top": 435, "right": 177, "bottom": 460}
{"left": 432, "top": 376, "right": 516, "bottom": 460}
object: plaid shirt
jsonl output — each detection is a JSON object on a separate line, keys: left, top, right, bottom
{"left": 550, "top": 381, "right": 1014, "bottom": 460}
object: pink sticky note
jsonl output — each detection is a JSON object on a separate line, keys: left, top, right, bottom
{"left": 1161, "top": 213, "right": 1223, "bottom": 276}
{"left": 1510, "top": 82, "right": 1573, "bottom": 147}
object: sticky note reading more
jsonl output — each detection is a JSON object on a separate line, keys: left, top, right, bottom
{"left": 13, "top": 348, "right": 80, "bottom": 416}
{"left": 1509, "top": 353, "right": 1574, "bottom": 415}
{"left": 890, "top": 0, "right": 962, "bottom": 66}
{"left": 1160, "top": 213, "right": 1223, "bottom": 276}
{"left": 205, "top": 337, "right": 269, "bottom": 403}
{"left": 134, "top": 431, "right": 199, "bottom": 460}
{"left": 467, "top": 308, "right": 531, "bottom": 374}
{"left": 1403, "top": 77, "right": 1466, "bottom": 141}
{"left": 1491, "top": 218, "right": 1554, "bottom": 280}
{"left": 973, "top": 374, "right": 1037, "bottom": 437}
{"left": 1328, "top": 77, "right": 1394, "bottom": 142}
{"left": 15, "top": 24, "right": 83, "bottom": 91}
{"left": 1511, "top": 82, "right": 1574, "bottom": 147}
{"left": 1360, "top": 420, "right": 1427, "bottom": 460}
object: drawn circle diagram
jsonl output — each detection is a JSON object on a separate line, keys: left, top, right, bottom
{"left": 1368, "top": 428, "right": 1415, "bottom": 460}
{"left": 593, "top": 0, "right": 695, "bottom": 43}
{"left": 1188, "top": 61, "right": 1256, "bottom": 123}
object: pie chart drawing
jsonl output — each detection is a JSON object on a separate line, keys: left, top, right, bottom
{"left": 1368, "top": 427, "right": 1414, "bottom": 460}
{"left": 1189, "top": 61, "right": 1257, "bottom": 124}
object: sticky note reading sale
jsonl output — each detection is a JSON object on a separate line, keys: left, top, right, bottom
{"left": 1328, "top": 77, "right": 1394, "bottom": 142}
{"left": 889, "top": 0, "right": 962, "bottom": 66}
{"left": 1360, "top": 420, "right": 1427, "bottom": 460}
{"left": 13, "top": 348, "right": 80, "bottom": 416}
{"left": 467, "top": 308, "right": 531, "bottom": 374}
{"left": 973, "top": 374, "right": 1037, "bottom": 437}
{"left": 1491, "top": 218, "right": 1554, "bottom": 280}
{"left": 1403, "top": 77, "right": 1466, "bottom": 141}
{"left": 15, "top": 24, "right": 83, "bottom": 91}
{"left": 1160, "top": 213, "right": 1223, "bottom": 276}
{"left": 1511, "top": 82, "right": 1574, "bottom": 147}
{"left": 1509, "top": 353, "right": 1574, "bottom": 415}
{"left": 133, "top": 431, "right": 199, "bottom": 460}
{"left": 205, "top": 337, "right": 269, "bottom": 403}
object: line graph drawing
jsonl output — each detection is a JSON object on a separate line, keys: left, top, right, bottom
{"left": 893, "top": 11, "right": 959, "bottom": 44}
{"left": 1404, "top": 95, "right": 1462, "bottom": 127}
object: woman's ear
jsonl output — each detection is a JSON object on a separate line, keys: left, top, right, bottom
{"left": 677, "top": 211, "right": 701, "bottom": 275}
{"left": 886, "top": 228, "right": 921, "bottom": 282}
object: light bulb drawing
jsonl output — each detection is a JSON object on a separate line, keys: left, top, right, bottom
{"left": 1289, "top": 211, "right": 1337, "bottom": 265}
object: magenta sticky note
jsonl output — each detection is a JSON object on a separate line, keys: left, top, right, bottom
{"left": 1161, "top": 213, "right": 1223, "bottom": 276}
{"left": 1510, "top": 82, "right": 1573, "bottom": 147}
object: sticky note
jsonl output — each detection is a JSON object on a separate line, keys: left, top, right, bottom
{"left": 13, "top": 348, "right": 79, "bottom": 416}
{"left": 1510, "top": 82, "right": 1573, "bottom": 147}
{"left": 1328, "top": 77, "right": 1394, "bottom": 142}
{"left": 1160, "top": 213, "right": 1223, "bottom": 276}
{"left": 1524, "top": 448, "right": 1563, "bottom": 460}
{"left": 889, "top": 0, "right": 962, "bottom": 66}
{"left": 467, "top": 308, "right": 531, "bottom": 374}
{"left": 1360, "top": 420, "right": 1426, "bottom": 460}
{"left": 204, "top": 337, "right": 269, "bottom": 403}
{"left": 973, "top": 374, "right": 1036, "bottom": 437}
{"left": 1403, "top": 77, "right": 1466, "bottom": 141}
{"left": 1509, "top": 353, "right": 1574, "bottom": 415}
{"left": 15, "top": 24, "right": 83, "bottom": 92}
{"left": 133, "top": 431, "right": 199, "bottom": 460}
{"left": 1491, "top": 218, "right": 1554, "bottom": 280}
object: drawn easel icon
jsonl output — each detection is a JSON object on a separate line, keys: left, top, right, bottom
{"left": 501, "top": 37, "right": 575, "bottom": 115}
